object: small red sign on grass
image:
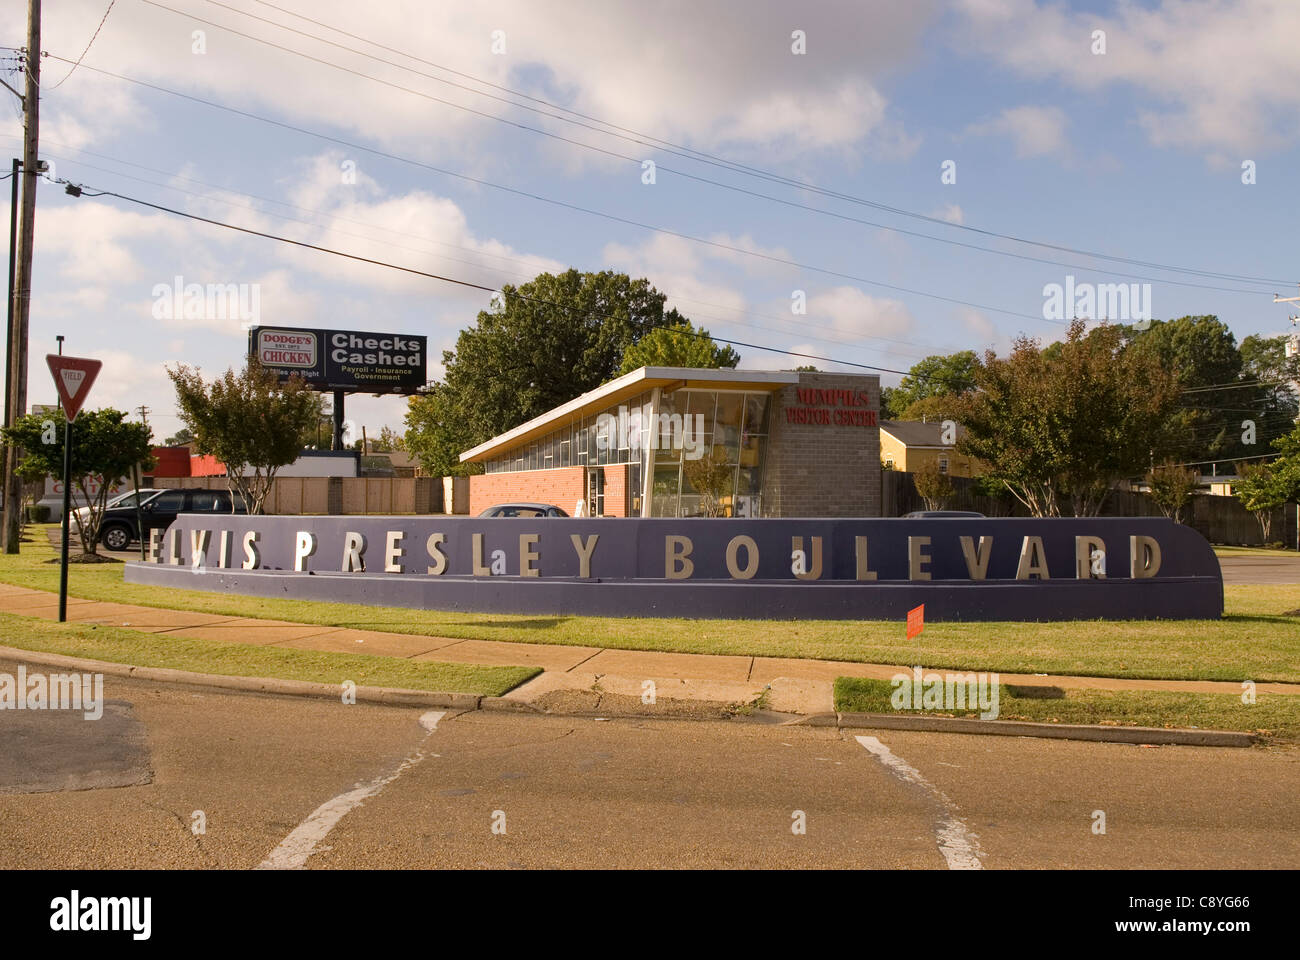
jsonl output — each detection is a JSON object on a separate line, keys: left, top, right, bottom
{"left": 906, "top": 604, "right": 925, "bottom": 639}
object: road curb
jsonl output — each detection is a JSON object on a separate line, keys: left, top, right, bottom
{"left": 832, "top": 711, "right": 1257, "bottom": 747}
{"left": 0, "top": 646, "right": 1265, "bottom": 745}
{"left": 0, "top": 644, "right": 482, "bottom": 710}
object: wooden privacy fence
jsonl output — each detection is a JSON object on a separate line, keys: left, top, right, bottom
{"left": 154, "top": 476, "right": 450, "bottom": 515}
{"left": 882, "top": 470, "right": 1299, "bottom": 547}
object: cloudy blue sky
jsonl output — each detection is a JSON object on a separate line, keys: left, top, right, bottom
{"left": 3, "top": 0, "right": 1297, "bottom": 442}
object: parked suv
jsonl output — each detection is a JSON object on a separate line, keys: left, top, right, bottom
{"left": 98, "top": 488, "right": 248, "bottom": 550}
{"left": 72, "top": 488, "right": 163, "bottom": 529}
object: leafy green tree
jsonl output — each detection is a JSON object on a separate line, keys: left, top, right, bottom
{"left": 168, "top": 360, "right": 322, "bottom": 515}
{"left": 881, "top": 351, "right": 979, "bottom": 420}
{"left": 1239, "top": 333, "right": 1300, "bottom": 450}
{"left": 300, "top": 398, "right": 336, "bottom": 450}
{"left": 1233, "top": 460, "right": 1296, "bottom": 543}
{"left": 1146, "top": 461, "right": 1198, "bottom": 524}
{"left": 406, "top": 270, "right": 684, "bottom": 476}
{"left": 404, "top": 383, "right": 475, "bottom": 478}
{"left": 913, "top": 460, "right": 954, "bottom": 511}
{"left": 164, "top": 427, "right": 193, "bottom": 446}
{"left": 619, "top": 321, "right": 738, "bottom": 374}
{"left": 1122, "top": 316, "right": 1247, "bottom": 464}
{"left": 957, "top": 320, "right": 1178, "bottom": 517}
{"left": 1, "top": 409, "right": 154, "bottom": 555}
{"left": 353, "top": 426, "right": 405, "bottom": 453}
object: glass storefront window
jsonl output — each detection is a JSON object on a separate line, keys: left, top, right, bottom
{"left": 651, "top": 464, "right": 681, "bottom": 517}
{"left": 471, "top": 391, "right": 770, "bottom": 516}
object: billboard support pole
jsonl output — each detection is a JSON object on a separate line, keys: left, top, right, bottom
{"left": 332, "top": 389, "right": 345, "bottom": 451}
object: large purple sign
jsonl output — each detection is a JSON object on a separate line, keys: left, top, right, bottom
{"left": 125, "top": 516, "right": 1223, "bottom": 621}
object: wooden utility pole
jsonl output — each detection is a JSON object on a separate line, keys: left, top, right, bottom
{"left": 3, "top": 0, "right": 41, "bottom": 553}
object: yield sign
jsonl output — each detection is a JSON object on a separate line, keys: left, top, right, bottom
{"left": 46, "top": 354, "right": 103, "bottom": 421}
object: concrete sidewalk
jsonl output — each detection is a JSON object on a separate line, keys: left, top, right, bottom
{"left": 0, "top": 581, "right": 1296, "bottom": 714}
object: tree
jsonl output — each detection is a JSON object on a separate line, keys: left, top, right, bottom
{"left": 912, "top": 460, "right": 954, "bottom": 511}
{"left": 1233, "top": 461, "right": 1294, "bottom": 543}
{"left": 168, "top": 360, "right": 323, "bottom": 515}
{"left": 1122, "top": 316, "right": 1248, "bottom": 464}
{"left": 404, "top": 383, "right": 477, "bottom": 478}
{"left": 957, "top": 320, "right": 1179, "bottom": 517}
{"left": 882, "top": 351, "right": 979, "bottom": 420}
{"left": 1, "top": 409, "right": 154, "bottom": 555}
{"left": 353, "top": 426, "right": 405, "bottom": 453}
{"left": 164, "top": 427, "right": 193, "bottom": 446}
{"left": 406, "top": 270, "right": 683, "bottom": 476}
{"left": 1146, "top": 461, "right": 1198, "bottom": 523}
{"left": 300, "top": 399, "right": 336, "bottom": 450}
{"left": 618, "top": 320, "right": 739, "bottom": 374}
{"left": 1239, "top": 333, "right": 1300, "bottom": 450}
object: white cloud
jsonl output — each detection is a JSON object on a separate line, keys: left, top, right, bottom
{"left": 956, "top": 0, "right": 1300, "bottom": 154}
{"left": 806, "top": 286, "right": 916, "bottom": 338}
{"left": 602, "top": 234, "right": 753, "bottom": 321}
{"left": 3, "top": 0, "right": 938, "bottom": 176}
{"left": 965, "top": 106, "right": 1068, "bottom": 158}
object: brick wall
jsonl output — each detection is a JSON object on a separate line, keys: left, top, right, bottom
{"left": 469, "top": 467, "right": 585, "bottom": 516}
{"left": 602, "top": 464, "right": 629, "bottom": 517}
{"left": 761, "top": 372, "right": 882, "bottom": 517}
{"left": 468, "top": 464, "right": 633, "bottom": 516}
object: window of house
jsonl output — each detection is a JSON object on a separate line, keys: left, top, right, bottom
{"left": 938, "top": 457, "right": 949, "bottom": 475}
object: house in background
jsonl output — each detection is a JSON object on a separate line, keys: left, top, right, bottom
{"left": 879, "top": 420, "right": 984, "bottom": 478}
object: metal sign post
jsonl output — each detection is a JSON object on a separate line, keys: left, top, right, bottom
{"left": 46, "top": 354, "right": 101, "bottom": 622}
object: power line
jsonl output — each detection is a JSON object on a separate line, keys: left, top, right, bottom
{"left": 47, "top": 0, "right": 116, "bottom": 90}
{"left": 42, "top": 55, "right": 1056, "bottom": 329}
{"left": 227, "top": 0, "right": 1296, "bottom": 290}
{"left": 63, "top": 178, "right": 947, "bottom": 379}
{"left": 132, "top": 0, "right": 1280, "bottom": 295}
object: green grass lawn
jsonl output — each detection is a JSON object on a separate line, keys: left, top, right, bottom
{"left": 0, "top": 610, "right": 538, "bottom": 695}
{"left": 833, "top": 676, "right": 1299, "bottom": 739}
{"left": 5, "top": 526, "right": 1299, "bottom": 683}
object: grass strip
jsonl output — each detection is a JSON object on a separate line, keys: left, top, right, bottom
{"left": 0, "top": 610, "right": 538, "bottom": 696}
{"left": 833, "top": 676, "right": 1298, "bottom": 739}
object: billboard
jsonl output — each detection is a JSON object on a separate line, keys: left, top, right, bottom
{"left": 249, "top": 325, "right": 427, "bottom": 394}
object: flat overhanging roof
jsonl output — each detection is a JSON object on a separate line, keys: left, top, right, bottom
{"left": 459, "top": 366, "right": 800, "bottom": 463}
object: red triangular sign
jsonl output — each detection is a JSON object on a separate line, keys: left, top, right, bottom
{"left": 46, "top": 354, "right": 102, "bottom": 421}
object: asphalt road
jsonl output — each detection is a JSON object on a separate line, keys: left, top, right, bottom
{"left": 1, "top": 655, "right": 1297, "bottom": 870}
{"left": 1217, "top": 553, "right": 1300, "bottom": 584}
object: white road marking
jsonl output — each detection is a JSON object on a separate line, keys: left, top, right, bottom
{"left": 258, "top": 710, "right": 446, "bottom": 870}
{"left": 855, "top": 735, "right": 984, "bottom": 870}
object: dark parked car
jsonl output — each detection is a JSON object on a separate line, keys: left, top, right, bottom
{"left": 902, "top": 510, "right": 986, "bottom": 519}
{"left": 98, "top": 488, "right": 248, "bottom": 550}
{"left": 478, "top": 502, "right": 569, "bottom": 518}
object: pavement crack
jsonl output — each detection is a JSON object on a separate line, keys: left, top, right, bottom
{"left": 138, "top": 798, "right": 217, "bottom": 868}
